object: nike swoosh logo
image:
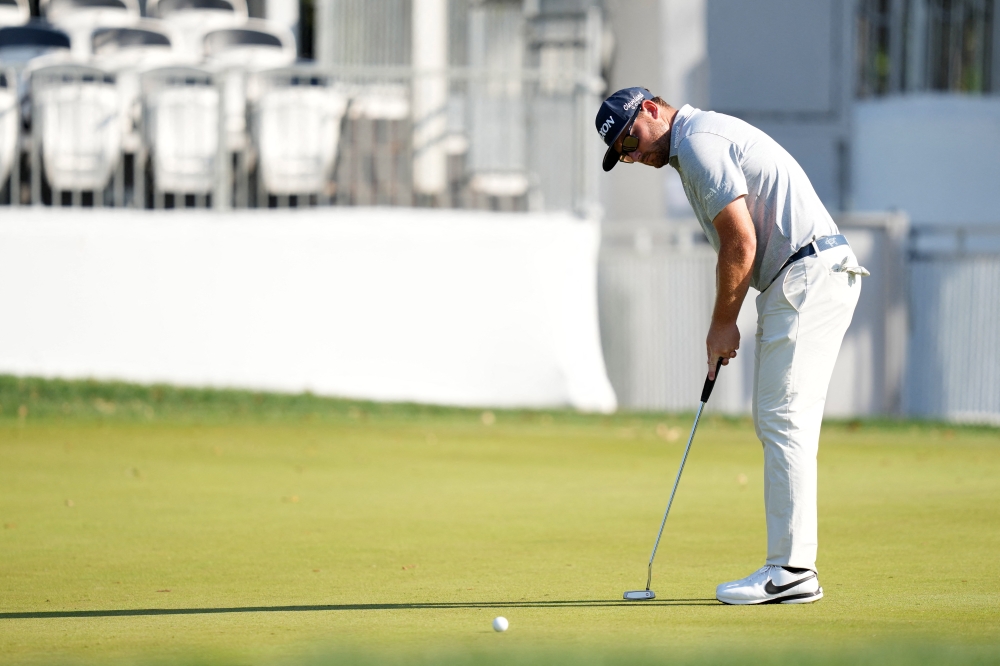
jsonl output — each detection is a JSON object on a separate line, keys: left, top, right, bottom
{"left": 764, "top": 573, "right": 816, "bottom": 595}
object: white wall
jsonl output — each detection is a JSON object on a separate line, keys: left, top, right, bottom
{"left": 0, "top": 208, "right": 617, "bottom": 413}
{"left": 853, "top": 95, "right": 1000, "bottom": 225}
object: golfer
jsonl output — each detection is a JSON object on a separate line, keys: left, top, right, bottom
{"left": 597, "top": 87, "right": 868, "bottom": 605}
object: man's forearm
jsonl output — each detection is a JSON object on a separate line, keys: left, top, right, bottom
{"left": 705, "top": 196, "right": 756, "bottom": 375}
{"left": 712, "top": 241, "right": 754, "bottom": 327}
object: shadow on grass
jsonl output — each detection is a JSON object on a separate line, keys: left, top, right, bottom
{"left": 0, "top": 598, "right": 719, "bottom": 619}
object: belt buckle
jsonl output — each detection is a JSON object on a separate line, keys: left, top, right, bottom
{"left": 815, "top": 235, "right": 839, "bottom": 251}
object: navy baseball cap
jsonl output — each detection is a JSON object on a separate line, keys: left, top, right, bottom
{"left": 595, "top": 87, "right": 653, "bottom": 172}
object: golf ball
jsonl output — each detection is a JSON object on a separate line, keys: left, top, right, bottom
{"left": 492, "top": 616, "right": 509, "bottom": 632}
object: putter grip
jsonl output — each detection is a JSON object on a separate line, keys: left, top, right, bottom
{"left": 700, "top": 358, "right": 724, "bottom": 403}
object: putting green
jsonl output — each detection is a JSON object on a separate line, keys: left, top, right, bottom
{"left": 1, "top": 377, "right": 998, "bottom": 665}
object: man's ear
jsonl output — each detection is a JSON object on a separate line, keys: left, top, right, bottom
{"left": 642, "top": 100, "right": 659, "bottom": 118}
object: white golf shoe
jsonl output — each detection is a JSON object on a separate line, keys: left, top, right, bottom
{"left": 716, "top": 565, "right": 823, "bottom": 605}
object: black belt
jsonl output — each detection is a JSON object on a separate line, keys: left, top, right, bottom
{"left": 779, "top": 234, "right": 849, "bottom": 273}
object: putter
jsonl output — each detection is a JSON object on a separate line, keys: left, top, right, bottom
{"left": 624, "top": 358, "right": 723, "bottom": 601}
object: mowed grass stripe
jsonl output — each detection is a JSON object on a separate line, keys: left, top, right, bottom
{"left": 0, "top": 376, "right": 998, "bottom": 664}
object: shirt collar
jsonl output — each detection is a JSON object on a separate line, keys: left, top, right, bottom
{"left": 669, "top": 104, "right": 696, "bottom": 166}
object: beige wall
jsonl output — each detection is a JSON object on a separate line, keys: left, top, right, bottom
{"left": 602, "top": 0, "right": 665, "bottom": 223}
{"left": 601, "top": 0, "right": 707, "bottom": 223}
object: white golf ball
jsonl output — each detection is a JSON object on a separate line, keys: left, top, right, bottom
{"left": 492, "top": 616, "right": 509, "bottom": 632}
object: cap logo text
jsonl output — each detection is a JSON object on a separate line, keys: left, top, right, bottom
{"left": 599, "top": 116, "right": 615, "bottom": 137}
{"left": 622, "top": 92, "right": 645, "bottom": 111}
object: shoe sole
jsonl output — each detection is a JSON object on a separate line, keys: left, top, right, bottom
{"left": 717, "top": 587, "right": 823, "bottom": 605}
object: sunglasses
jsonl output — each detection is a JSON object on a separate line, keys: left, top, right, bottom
{"left": 618, "top": 116, "right": 640, "bottom": 163}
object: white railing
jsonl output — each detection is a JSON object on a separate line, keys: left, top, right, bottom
{"left": 906, "top": 225, "right": 1000, "bottom": 424}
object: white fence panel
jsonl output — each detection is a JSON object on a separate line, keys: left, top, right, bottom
{"left": 906, "top": 244, "right": 1000, "bottom": 425}
{"left": 598, "top": 229, "right": 717, "bottom": 412}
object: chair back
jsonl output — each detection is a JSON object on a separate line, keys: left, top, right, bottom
{"left": 0, "top": 68, "right": 17, "bottom": 186}
{"left": 253, "top": 69, "right": 347, "bottom": 195}
{"left": 31, "top": 64, "right": 122, "bottom": 191}
{"left": 141, "top": 66, "right": 218, "bottom": 194}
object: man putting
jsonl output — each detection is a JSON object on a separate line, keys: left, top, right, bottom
{"left": 597, "top": 87, "right": 868, "bottom": 605}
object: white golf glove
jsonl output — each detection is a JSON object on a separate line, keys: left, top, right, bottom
{"left": 832, "top": 256, "right": 870, "bottom": 285}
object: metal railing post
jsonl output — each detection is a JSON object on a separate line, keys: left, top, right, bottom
{"left": 30, "top": 128, "right": 41, "bottom": 206}
{"left": 214, "top": 72, "right": 231, "bottom": 211}
{"left": 10, "top": 103, "right": 20, "bottom": 207}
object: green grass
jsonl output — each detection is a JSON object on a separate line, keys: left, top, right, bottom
{"left": 1, "top": 376, "right": 999, "bottom": 665}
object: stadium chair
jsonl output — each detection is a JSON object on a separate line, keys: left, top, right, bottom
{"left": 29, "top": 63, "right": 122, "bottom": 198}
{"left": 140, "top": 65, "right": 218, "bottom": 203}
{"left": 250, "top": 67, "right": 347, "bottom": 199}
{"left": 41, "top": 0, "right": 138, "bottom": 26}
{"left": 0, "top": 24, "right": 72, "bottom": 204}
{"left": 0, "top": 68, "right": 17, "bottom": 199}
{"left": 0, "top": 0, "right": 29, "bottom": 27}
{"left": 0, "top": 23, "right": 70, "bottom": 68}
{"left": 203, "top": 19, "right": 295, "bottom": 158}
{"left": 41, "top": 0, "right": 140, "bottom": 60}
{"left": 91, "top": 23, "right": 178, "bottom": 66}
{"left": 202, "top": 20, "right": 296, "bottom": 69}
{"left": 147, "top": 0, "right": 248, "bottom": 27}
{"left": 89, "top": 21, "right": 183, "bottom": 205}
{"left": 147, "top": 0, "right": 247, "bottom": 58}
{"left": 90, "top": 24, "right": 184, "bottom": 141}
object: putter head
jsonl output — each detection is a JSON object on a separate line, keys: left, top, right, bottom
{"left": 623, "top": 590, "right": 655, "bottom": 600}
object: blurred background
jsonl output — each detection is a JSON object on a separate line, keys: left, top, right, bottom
{"left": 0, "top": 0, "right": 997, "bottom": 423}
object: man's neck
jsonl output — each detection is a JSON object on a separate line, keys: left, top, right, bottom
{"left": 663, "top": 106, "right": 679, "bottom": 160}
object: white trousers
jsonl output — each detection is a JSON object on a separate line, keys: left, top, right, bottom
{"left": 752, "top": 245, "right": 862, "bottom": 571}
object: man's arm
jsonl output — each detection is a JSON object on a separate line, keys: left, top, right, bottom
{"left": 706, "top": 195, "right": 756, "bottom": 380}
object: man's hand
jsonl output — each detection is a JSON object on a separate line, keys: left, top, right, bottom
{"left": 707, "top": 196, "right": 755, "bottom": 380}
{"left": 707, "top": 320, "right": 740, "bottom": 376}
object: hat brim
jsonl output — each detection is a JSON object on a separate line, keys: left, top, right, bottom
{"left": 601, "top": 109, "right": 639, "bottom": 172}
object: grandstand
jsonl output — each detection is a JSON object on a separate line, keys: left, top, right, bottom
{"left": 0, "top": 0, "right": 602, "bottom": 212}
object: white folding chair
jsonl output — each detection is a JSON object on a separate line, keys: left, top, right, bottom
{"left": 30, "top": 63, "right": 122, "bottom": 198}
{"left": 0, "top": 68, "right": 18, "bottom": 194}
{"left": 252, "top": 68, "right": 347, "bottom": 198}
{"left": 141, "top": 65, "right": 218, "bottom": 202}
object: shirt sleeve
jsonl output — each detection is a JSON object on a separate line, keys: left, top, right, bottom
{"left": 676, "top": 133, "right": 748, "bottom": 223}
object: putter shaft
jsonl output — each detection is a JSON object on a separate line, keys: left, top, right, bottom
{"left": 645, "top": 401, "right": 705, "bottom": 591}
{"left": 641, "top": 358, "right": 722, "bottom": 593}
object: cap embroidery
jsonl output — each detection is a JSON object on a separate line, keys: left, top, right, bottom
{"left": 622, "top": 91, "right": 645, "bottom": 111}
{"left": 599, "top": 116, "right": 615, "bottom": 138}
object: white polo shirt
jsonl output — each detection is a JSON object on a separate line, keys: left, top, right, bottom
{"left": 668, "top": 105, "right": 838, "bottom": 291}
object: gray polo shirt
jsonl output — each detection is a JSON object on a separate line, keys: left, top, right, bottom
{"left": 668, "top": 105, "right": 838, "bottom": 291}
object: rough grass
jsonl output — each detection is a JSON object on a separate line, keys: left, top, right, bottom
{"left": 1, "top": 375, "right": 998, "bottom": 665}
